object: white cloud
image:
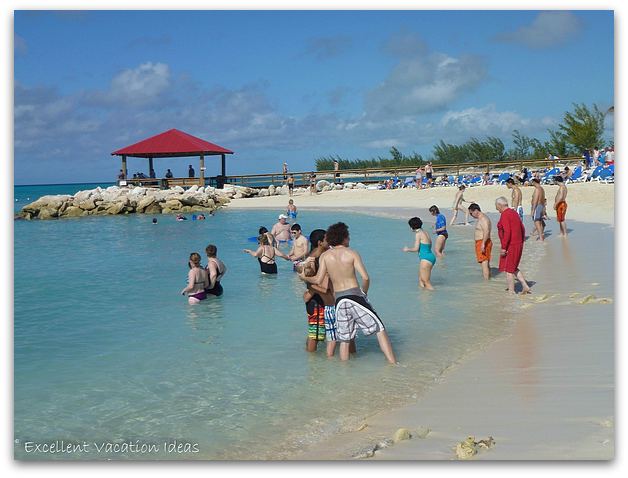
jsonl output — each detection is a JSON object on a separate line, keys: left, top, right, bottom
{"left": 440, "top": 104, "right": 531, "bottom": 134}
{"left": 108, "top": 62, "right": 170, "bottom": 104}
{"left": 365, "top": 51, "right": 487, "bottom": 118}
{"left": 495, "top": 12, "right": 581, "bottom": 48}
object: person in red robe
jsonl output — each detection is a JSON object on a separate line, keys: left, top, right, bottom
{"left": 495, "top": 196, "right": 532, "bottom": 294}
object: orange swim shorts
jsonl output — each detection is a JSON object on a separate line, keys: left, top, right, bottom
{"left": 475, "top": 238, "right": 492, "bottom": 263}
{"left": 556, "top": 201, "right": 567, "bottom": 222}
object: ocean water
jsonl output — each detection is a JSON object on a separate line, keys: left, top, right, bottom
{"left": 14, "top": 184, "right": 544, "bottom": 460}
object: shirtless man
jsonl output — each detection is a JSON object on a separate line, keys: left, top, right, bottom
{"left": 468, "top": 203, "right": 492, "bottom": 280}
{"left": 299, "top": 222, "right": 397, "bottom": 364}
{"left": 505, "top": 178, "right": 524, "bottom": 222}
{"left": 553, "top": 176, "right": 569, "bottom": 237}
{"left": 277, "top": 223, "right": 309, "bottom": 267}
{"left": 530, "top": 178, "right": 546, "bottom": 241}
{"left": 450, "top": 185, "right": 470, "bottom": 225}
{"left": 425, "top": 162, "right": 434, "bottom": 187}
{"left": 271, "top": 214, "right": 291, "bottom": 243}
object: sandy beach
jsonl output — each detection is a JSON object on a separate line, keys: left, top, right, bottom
{"left": 227, "top": 182, "right": 614, "bottom": 226}
{"left": 229, "top": 181, "right": 615, "bottom": 460}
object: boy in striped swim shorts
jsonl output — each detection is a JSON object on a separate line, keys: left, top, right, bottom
{"left": 299, "top": 222, "right": 396, "bottom": 364}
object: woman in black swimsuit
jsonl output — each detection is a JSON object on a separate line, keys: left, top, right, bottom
{"left": 205, "top": 244, "right": 227, "bottom": 296}
{"left": 243, "top": 234, "right": 278, "bottom": 274}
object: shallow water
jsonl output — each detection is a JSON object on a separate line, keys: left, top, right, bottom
{"left": 14, "top": 185, "right": 548, "bottom": 460}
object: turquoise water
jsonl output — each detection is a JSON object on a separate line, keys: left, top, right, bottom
{"left": 14, "top": 185, "right": 534, "bottom": 460}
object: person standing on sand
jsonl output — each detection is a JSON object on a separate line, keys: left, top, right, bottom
{"left": 414, "top": 167, "right": 423, "bottom": 189}
{"left": 287, "top": 174, "right": 295, "bottom": 197}
{"left": 450, "top": 185, "right": 470, "bottom": 225}
{"left": 553, "top": 176, "right": 569, "bottom": 237}
{"left": 468, "top": 203, "right": 492, "bottom": 280}
{"left": 506, "top": 178, "right": 524, "bottom": 222}
{"left": 271, "top": 214, "right": 292, "bottom": 243}
{"left": 429, "top": 205, "right": 448, "bottom": 257}
{"left": 495, "top": 197, "right": 532, "bottom": 295}
{"left": 425, "top": 162, "right": 434, "bottom": 187}
{"left": 282, "top": 162, "right": 288, "bottom": 181}
{"left": 333, "top": 159, "right": 340, "bottom": 183}
{"left": 530, "top": 178, "right": 546, "bottom": 241}
{"left": 309, "top": 172, "right": 317, "bottom": 195}
{"left": 181, "top": 252, "right": 209, "bottom": 304}
{"left": 402, "top": 217, "right": 435, "bottom": 290}
{"left": 299, "top": 222, "right": 397, "bottom": 364}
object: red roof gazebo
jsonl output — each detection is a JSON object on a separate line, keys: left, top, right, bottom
{"left": 111, "top": 128, "right": 234, "bottom": 186}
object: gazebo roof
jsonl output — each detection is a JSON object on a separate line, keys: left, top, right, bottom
{"left": 111, "top": 128, "right": 233, "bottom": 158}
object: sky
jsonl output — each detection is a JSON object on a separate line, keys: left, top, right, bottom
{"left": 13, "top": 8, "right": 614, "bottom": 184}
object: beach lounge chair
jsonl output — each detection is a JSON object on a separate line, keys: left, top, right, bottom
{"left": 566, "top": 166, "right": 583, "bottom": 183}
{"left": 497, "top": 172, "right": 511, "bottom": 184}
{"left": 404, "top": 177, "right": 415, "bottom": 188}
{"left": 448, "top": 175, "right": 455, "bottom": 185}
{"left": 597, "top": 165, "right": 614, "bottom": 183}
{"left": 469, "top": 176, "right": 482, "bottom": 187}
{"left": 589, "top": 166, "right": 604, "bottom": 181}
{"left": 541, "top": 167, "right": 560, "bottom": 184}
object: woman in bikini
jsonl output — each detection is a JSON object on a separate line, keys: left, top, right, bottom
{"left": 243, "top": 234, "right": 278, "bottom": 274}
{"left": 181, "top": 252, "right": 209, "bottom": 304}
{"left": 205, "top": 244, "right": 227, "bottom": 296}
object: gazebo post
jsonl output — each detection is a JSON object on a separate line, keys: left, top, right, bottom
{"left": 199, "top": 154, "right": 205, "bottom": 187}
{"left": 221, "top": 154, "right": 226, "bottom": 176}
{"left": 148, "top": 157, "right": 154, "bottom": 177}
{"left": 121, "top": 155, "right": 127, "bottom": 178}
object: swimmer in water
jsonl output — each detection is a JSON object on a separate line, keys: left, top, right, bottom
{"left": 243, "top": 234, "right": 279, "bottom": 274}
{"left": 429, "top": 205, "right": 448, "bottom": 258}
{"left": 287, "top": 199, "right": 298, "bottom": 219}
{"left": 181, "top": 252, "right": 209, "bottom": 304}
{"left": 402, "top": 217, "right": 435, "bottom": 290}
{"left": 205, "top": 244, "right": 227, "bottom": 296}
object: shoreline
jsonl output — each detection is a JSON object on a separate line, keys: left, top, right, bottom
{"left": 225, "top": 185, "right": 614, "bottom": 461}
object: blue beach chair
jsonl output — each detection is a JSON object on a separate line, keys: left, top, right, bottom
{"left": 589, "top": 166, "right": 604, "bottom": 181}
{"left": 566, "top": 166, "right": 583, "bottom": 183}
{"left": 541, "top": 167, "right": 560, "bottom": 184}
{"left": 497, "top": 172, "right": 511, "bottom": 184}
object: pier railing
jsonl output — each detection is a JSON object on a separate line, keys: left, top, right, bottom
{"left": 119, "top": 157, "right": 582, "bottom": 189}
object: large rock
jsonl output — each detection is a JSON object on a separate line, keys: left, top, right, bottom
{"left": 77, "top": 198, "right": 97, "bottom": 211}
{"left": 163, "top": 199, "right": 182, "bottom": 211}
{"left": 268, "top": 185, "right": 276, "bottom": 195}
{"left": 143, "top": 202, "right": 162, "bottom": 214}
{"left": 355, "top": 182, "right": 367, "bottom": 189}
{"left": 316, "top": 180, "right": 330, "bottom": 192}
{"left": 344, "top": 182, "right": 355, "bottom": 189}
{"left": 105, "top": 201, "right": 127, "bottom": 215}
{"left": 258, "top": 189, "right": 269, "bottom": 197}
{"left": 62, "top": 206, "right": 86, "bottom": 217}
{"left": 38, "top": 207, "right": 59, "bottom": 220}
{"left": 136, "top": 196, "right": 156, "bottom": 212}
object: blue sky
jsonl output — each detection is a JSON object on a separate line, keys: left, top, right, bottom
{"left": 14, "top": 9, "right": 614, "bottom": 184}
